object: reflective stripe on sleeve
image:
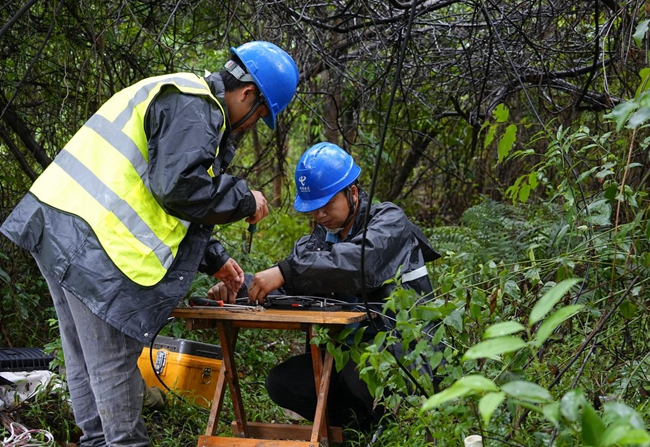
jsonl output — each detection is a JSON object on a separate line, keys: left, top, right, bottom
{"left": 402, "top": 265, "right": 428, "bottom": 282}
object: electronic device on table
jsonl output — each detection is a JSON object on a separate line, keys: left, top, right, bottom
{"left": 188, "top": 295, "right": 342, "bottom": 311}
{"left": 263, "top": 295, "right": 342, "bottom": 311}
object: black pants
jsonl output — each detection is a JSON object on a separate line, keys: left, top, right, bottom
{"left": 265, "top": 352, "right": 382, "bottom": 430}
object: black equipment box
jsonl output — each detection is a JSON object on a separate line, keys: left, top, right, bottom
{"left": 0, "top": 348, "right": 54, "bottom": 372}
{"left": 149, "top": 335, "right": 222, "bottom": 359}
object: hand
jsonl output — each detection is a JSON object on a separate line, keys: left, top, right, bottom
{"left": 245, "top": 190, "right": 269, "bottom": 225}
{"left": 207, "top": 282, "right": 237, "bottom": 304}
{"left": 213, "top": 258, "right": 244, "bottom": 295}
{"left": 248, "top": 267, "right": 285, "bottom": 305}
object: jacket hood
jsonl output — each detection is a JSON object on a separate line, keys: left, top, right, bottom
{"left": 204, "top": 71, "right": 227, "bottom": 100}
{"left": 351, "top": 188, "right": 440, "bottom": 263}
{"left": 204, "top": 72, "right": 230, "bottom": 129}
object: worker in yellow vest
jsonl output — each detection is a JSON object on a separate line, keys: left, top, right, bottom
{"left": 1, "top": 41, "right": 299, "bottom": 446}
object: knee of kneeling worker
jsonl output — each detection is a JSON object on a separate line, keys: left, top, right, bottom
{"left": 265, "top": 367, "right": 288, "bottom": 405}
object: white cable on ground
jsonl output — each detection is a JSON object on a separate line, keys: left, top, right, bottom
{"left": 1, "top": 421, "right": 55, "bottom": 446}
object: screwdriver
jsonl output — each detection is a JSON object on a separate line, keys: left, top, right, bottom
{"left": 188, "top": 297, "right": 258, "bottom": 309}
{"left": 247, "top": 223, "right": 257, "bottom": 253}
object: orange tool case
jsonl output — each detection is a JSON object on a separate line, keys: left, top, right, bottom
{"left": 138, "top": 336, "right": 222, "bottom": 408}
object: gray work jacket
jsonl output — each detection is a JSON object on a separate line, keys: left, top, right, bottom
{"left": 1, "top": 72, "right": 255, "bottom": 344}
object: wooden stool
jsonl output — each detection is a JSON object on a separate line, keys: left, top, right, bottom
{"left": 171, "top": 307, "right": 368, "bottom": 446}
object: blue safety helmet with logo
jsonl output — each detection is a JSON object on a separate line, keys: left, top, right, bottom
{"left": 228, "top": 41, "right": 299, "bottom": 130}
{"left": 294, "top": 143, "right": 361, "bottom": 213}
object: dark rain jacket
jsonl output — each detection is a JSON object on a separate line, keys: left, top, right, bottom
{"left": 0, "top": 72, "right": 254, "bottom": 344}
{"left": 274, "top": 189, "right": 441, "bottom": 385}
{"left": 277, "top": 189, "right": 440, "bottom": 329}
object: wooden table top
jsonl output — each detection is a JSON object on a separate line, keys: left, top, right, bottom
{"left": 171, "top": 306, "right": 369, "bottom": 325}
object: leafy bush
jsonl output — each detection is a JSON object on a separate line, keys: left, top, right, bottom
{"left": 320, "top": 64, "right": 650, "bottom": 445}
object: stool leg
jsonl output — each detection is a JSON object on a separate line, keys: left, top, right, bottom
{"left": 217, "top": 322, "right": 249, "bottom": 437}
{"left": 204, "top": 360, "right": 226, "bottom": 436}
{"left": 312, "top": 352, "right": 334, "bottom": 445}
{"left": 309, "top": 325, "right": 334, "bottom": 445}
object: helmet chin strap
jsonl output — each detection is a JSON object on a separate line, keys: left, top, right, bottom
{"left": 230, "top": 98, "right": 263, "bottom": 131}
{"left": 327, "top": 187, "right": 357, "bottom": 235}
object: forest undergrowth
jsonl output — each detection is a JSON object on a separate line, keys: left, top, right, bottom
{"left": 2, "top": 87, "right": 650, "bottom": 447}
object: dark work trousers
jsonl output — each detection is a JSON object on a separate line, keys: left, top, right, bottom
{"left": 265, "top": 351, "right": 383, "bottom": 430}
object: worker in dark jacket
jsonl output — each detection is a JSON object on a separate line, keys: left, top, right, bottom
{"left": 209, "top": 142, "right": 439, "bottom": 430}
{"left": 1, "top": 41, "right": 298, "bottom": 446}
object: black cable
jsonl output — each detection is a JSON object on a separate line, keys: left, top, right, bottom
{"left": 360, "top": 0, "right": 418, "bottom": 329}
{"left": 356, "top": 1, "right": 430, "bottom": 398}
{"left": 147, "top": 317, "right": 209, "bottom": 414}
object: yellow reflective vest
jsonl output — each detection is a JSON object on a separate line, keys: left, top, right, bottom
{"left": 29, "top": 73, "right": 225, "bottom": 287}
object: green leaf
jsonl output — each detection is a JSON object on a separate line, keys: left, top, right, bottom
{"left": 483, "top": 321, "right": 526, "bottom": 339}
{"left": 633, "top": 20, "right": 650, "bottom": 49}
{"left": 529, "top": 278, "right": 581, "bottom": 326}
{"left": 542, "top": 401, "right": 561, "bottom": 426}
{"left": 479, "top": 392, "right": 506, "bottom": 426}
{"left": 501, "top": 380, "right": 552, "bottom": 403}
{"left": 338, "top": 327, "right": 355, "bottom": 341}
{"left": 619, "top": 300, "right": 637, "bottom": 320}
{"left": 493, "top": 103, "right": 510, "bottom": 122}
{"left": 463, "top": 336, "right": 527, "bottom": 361}
{"left": 603, "top": 402, "right": 647, "bottom": 429}
{"left": 610, "top": 429, "right": 650, "bottom": 445}
{"left": 583, "top": 199, "right": 612, "bottom": 226}
{"left": 373, "top": 331, "right": 387, "bottom": 347}
{"left": 484, "top": 124, "right": 496, "bottom": 149}
{"left": 533, "top": 305, "right": 584, "bottom": 347}
{"left": 353, "top": 325, "right": 367, "bottom": 345}
{"left": 421, "top": 381, "right": 471, "bottom": 411}
{"left": 561, "top": 389, "right": 586, "bottom": 422}
{"left": 456, "top": 374, "right": 500, "bottom": 392}
{"left": 421, "top": 374, "right": 499, "bottom": 411}
{"left": 444, "top": 308, "right": 464, "bottom": 332}
{"left": 601, "top": 425, "right": 639, "bottom": 446}
{"left": 638, "top": 89, "right": 650, "bottom": 106}
{"left": 432, "top": 324, "right": 445, "bottom": 345}
{"left": 627, "top": 107, "right": 650, "bottom": 129}
{"left": 604, "top": 183, "right": 618, "bottom": 201}
{"left": 634, "top": 67, "right": 650, "bottom": 96}
{"left": 497, "top": 124, "right": 517, "bottom": 162}
{"left": 519, "top": 182, "right": 531, "bottom": 203}
{"left": 429, "top": 351, "right": 444, "bottom": 371}
{"left": 581, "top": 403, "right": 606, "bottom": 446}
{"left": 604, "top": 101, "right": 638, "bottom": 131}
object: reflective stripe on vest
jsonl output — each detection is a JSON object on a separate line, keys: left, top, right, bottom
{"left": 30, "top": 73, "right": 225, "bottom": 287}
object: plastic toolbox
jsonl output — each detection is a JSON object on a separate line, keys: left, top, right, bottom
{"left": 138, "top": 336, "right": 222, "bottom": 408}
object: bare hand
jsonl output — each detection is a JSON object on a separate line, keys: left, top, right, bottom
{"left": 245, "top": 190, "right": 269, "bottom": 225}
{"left": 207, "top": 282, "right": 237, "bottom": 304}
{"left": 247, "top": 267, "right": 285, "bottom": 305}
{"left": 213, "top": 258, "right": 244, "bottom": 295}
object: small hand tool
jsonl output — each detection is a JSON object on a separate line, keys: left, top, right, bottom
{"left": 247, "top": 223, "right": 257, "bottom": 254}
{"left": 188, "top": 296, "right": 259, "bottom": 310}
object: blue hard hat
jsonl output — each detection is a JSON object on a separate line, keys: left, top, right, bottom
{"left": 230, "top": 41, "right": 299, "bottom": 130}
{"left": 294, "top": 143, "right": 361, "bottom": 212}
